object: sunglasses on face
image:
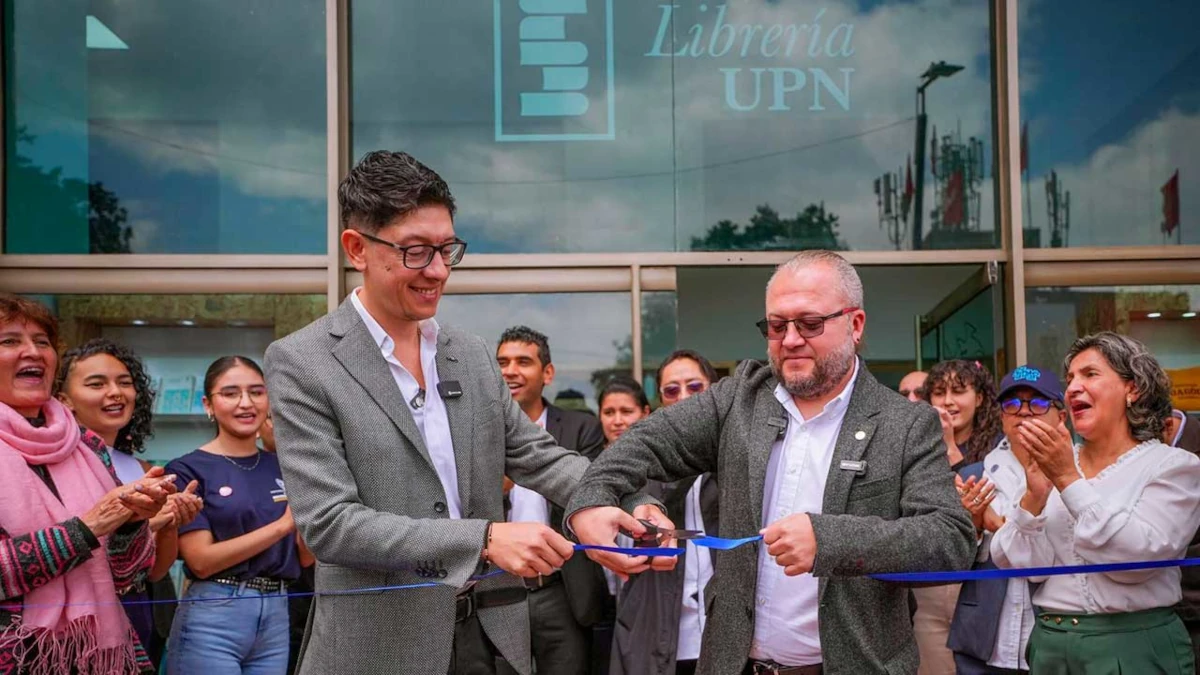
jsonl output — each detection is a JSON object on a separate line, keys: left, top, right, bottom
{"left": 756, "top": 307, "right": 858, "bottom": 341}
{"left": 1000, "top": 396, "right": 1054, "bottom": 416}
{"left": 661, "top": 381, "right": 706, "bottom": 401}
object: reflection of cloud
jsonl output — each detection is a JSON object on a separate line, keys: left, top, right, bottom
{"left": 128, "top": 218, "right": 161, "bottom": 253}
{"left": 1029, "top": 109, "right": 1199, "bottom": 246}
{"left": 355, "top": 0, "right": 997, "bottom": 252}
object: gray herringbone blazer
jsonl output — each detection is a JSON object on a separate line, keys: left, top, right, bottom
{"left": 567, "top": 360, "right": 975, "bottom": 675}
{"left": 265, "top": 298, "right": 636, "bottom": 675}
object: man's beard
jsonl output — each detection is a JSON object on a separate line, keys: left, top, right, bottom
{"left": 769, "top": 333, "right": 857, "bottom": 400}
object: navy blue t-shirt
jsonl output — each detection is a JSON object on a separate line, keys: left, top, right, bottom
{"left": 166, "top": 449, "right": 301, "bottom": 582}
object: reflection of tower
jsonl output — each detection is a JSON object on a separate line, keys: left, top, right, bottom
{"left": 930, "top": 126, "right": 985, "bottom": 235}
{"left": 1045, "top": 170, "right": 1070, "bottom": 248}
{"left": 874, "top": 169, "right": 907, "bottom": 250}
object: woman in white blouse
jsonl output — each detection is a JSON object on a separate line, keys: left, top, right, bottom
{"left": 991, "top": 331, "right": 1200, "bottom": 674}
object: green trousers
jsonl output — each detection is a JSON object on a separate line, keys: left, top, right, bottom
{"left": 1027, "top": 607, "right": 1194, "bottom": 674}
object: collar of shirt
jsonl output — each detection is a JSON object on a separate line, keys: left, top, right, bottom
{"left": 1171, "top": 409, "right": 1186, "bottom": 447}
{"left": 350, "top": 287, "right": 439, "bottom": 359}
{"left": 772, "top": 357, "right": 860, "bottom": 425}
{"left": 535, "top": 407, "right": 548, "bottom": 429}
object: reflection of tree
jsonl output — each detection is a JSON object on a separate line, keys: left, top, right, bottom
{"left": 10, "top": 127, "right": 131, "bottom": 253}
{"left": 690, "top": 203, "right": 848, "bottom": 251}
{"left": 589, "top": 293, "right": 677, "bottom": 394}
{"left": 87, "top": 182, "right": 132, "bottom": 254}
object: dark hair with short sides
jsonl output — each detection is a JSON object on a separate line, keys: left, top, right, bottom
{"left": 203, "top": 356, "right": 265, "bottom": 398}
{"left": 0, "top": 294, "right": 59, "bottom": 351}
{"left": 599, "top": 376, "right": 650, "bottom": 410}
{"left": 339, "top": 151, "right": 457, "bottom": 234}
{"left": 55, "top": 339, "right": 156, "bottom": 454}
{"left": 655, "top": 349, "right": 719, "bottom": 390}
{"left": 1063, "top": 332, "right": 1172, "bottom": 443}
{"left": 498, "top": 326, "right": 552, "bottom": 367}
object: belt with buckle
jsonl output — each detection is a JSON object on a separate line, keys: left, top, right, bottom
{"left": 455, "top": 586, "right": 528, "bottom": 623}
{"left": 522, "top": 571, "right": 563, "bottom": 592}
{"left": 747, "top": 661, "right": 823, "bottom": 675}
{"left": 210, "top": 575, "right": 287, "bottom": 594}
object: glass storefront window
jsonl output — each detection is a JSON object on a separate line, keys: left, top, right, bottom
{"left": 29, "top": 293, "right": 327, "bottom": 463}
{"left": 1027, "top": 285, "right": 1200, "bottom": 413}
{"left": 437, "top": 292, "right": 633, "bottom": 410}
{"left": 640, "top": 291, "right": 678, "bottom": 402}
{"left": 352, "top": 0, "right": 997, "bottom": 253}
{"left": 5, "top": 2, "right": 326, "bottom": 254}
{"left": 1019, "top": 2, "right": 1200, "bottom": 248}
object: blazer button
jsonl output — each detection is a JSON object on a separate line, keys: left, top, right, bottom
{"left": 434, "top": 501, "right": 446, "bottom": 513}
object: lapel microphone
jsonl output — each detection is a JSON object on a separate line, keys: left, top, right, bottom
{"left": 437, "top": 381, "right": 463, "bottom": 399}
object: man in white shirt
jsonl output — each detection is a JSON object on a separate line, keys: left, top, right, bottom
{"left": 496, "top": 326, "right": 609, "bottom": 674}
{"left": 566, "top": 250, "right": 976, "bottom": 674}
{"left": 265, "top": 151, "right": 671, "bottom": 675}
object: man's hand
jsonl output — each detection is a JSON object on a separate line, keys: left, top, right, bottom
{"left": 761, "top": 513, "right": 817, "bottom": 576}
{"left": 632, "top": 504, "right": 680, "bottom": 572}
{"left": 568, "top": 506, "right": 674, "bottom": 581}
{"left": 486, "top": 522, "right": 576, "bottom": 578}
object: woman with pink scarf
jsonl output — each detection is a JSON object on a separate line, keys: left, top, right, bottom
{"left": 0, "top": 295, "right": 174, "bottom": 675}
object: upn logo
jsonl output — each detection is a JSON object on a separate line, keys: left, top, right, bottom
{"left": 494, "top": 0, "right": 615, "bottom": 142}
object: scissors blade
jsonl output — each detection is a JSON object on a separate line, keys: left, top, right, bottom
{"left": 655, "top": 528, "right": 705, "bottom": 539}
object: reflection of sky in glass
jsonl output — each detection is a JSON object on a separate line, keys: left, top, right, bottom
{"left": 1019, "top": 0, "right": 1199, "bottom": 246}
{"left": 7, "top": 1, "right": 1198, "bottom": 254}
{"left": 5, "top": 1, "right": 326, "bottom": 254}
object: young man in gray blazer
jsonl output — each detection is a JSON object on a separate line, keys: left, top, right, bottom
{"left": 264, "top": 151, "right": 672, "bottom": 675}
{"left": 568, "top": 250, "right": 976, "bottom": 675}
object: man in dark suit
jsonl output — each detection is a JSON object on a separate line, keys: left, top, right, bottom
{"left": 497, "top": 326, "right": 610, "bottom": 674}
{"left": 567, "top": 250, "right": 976, "bottom": 675}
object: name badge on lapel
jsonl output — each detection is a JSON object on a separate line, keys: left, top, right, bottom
{"left": 839, "top": 460, "right": 867, "bottom": 475}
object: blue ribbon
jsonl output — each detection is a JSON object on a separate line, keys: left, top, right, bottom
{"left": 870, "top": 557, "right": 1200, "bottom": 583}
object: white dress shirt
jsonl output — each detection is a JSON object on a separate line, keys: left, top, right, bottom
{"left": 350, "top": 288, "right": 463, "bottom": 519}
{"left": 677, "top": 475, "right": 714, "bottom": 660}
{"left": 977, "top": 439, "right": 1034, "bottom": 671}
{"left": 750, "top": 359, "right": 858, "bottom": 666}
{"left": 991, "top": 439, "right": 1200, "bottom": 614}
{"left": 507, "top": 409, "right": 551, "bottom": 525}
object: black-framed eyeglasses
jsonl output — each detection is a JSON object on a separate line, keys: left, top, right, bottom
{"left": 1000, "top": 396, "right": 1054, "bottom": 416}
{"left": 359, "top": 231, "right": 468, "bottom": 269}
{"left": 756, "top": 307, "right": 859, "bottom": 341}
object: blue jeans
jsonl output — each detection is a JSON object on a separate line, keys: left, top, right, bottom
{"left": 167, "top": 580, "right": 290, "bottom": 675}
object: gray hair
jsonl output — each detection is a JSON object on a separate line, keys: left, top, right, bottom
{"left": 767, "top": 250, "right": 864, "bottom": 308}
{"left": 1063, "top": 331, "right": 1172, "bottom": 442}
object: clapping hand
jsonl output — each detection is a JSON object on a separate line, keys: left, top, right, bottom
{"left": 150, "top": 480, "right": 203, "bottom": 532}
{"left": 1018, "top": 418, "right": 1078, "bottom": 491}
{"left": 956, "top": 475, "right": 1001, "bottom": 534}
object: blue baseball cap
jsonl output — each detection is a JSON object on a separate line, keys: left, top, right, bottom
{"left": 997, "top": 365, "right": 1064, "bottom": 403}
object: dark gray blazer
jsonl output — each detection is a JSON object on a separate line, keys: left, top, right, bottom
{"left": 264, "top": 299, "right": 654, "bottom": 675}
{"left": 566, "top": 360, "right": 976, "bottom": 675}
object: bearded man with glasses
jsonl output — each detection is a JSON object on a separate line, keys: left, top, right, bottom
{"left": 568, "top": 250, "right": 975, "bottom": 675}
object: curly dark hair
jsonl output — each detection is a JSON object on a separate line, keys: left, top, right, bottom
{"left": 1064, "top": 332, "right": 1172, "bottom": 443}
{"left": 922, "top": 359, "right": 1002, "bottom": 465}
{"left": 54, "top": 338, "right": 156, "bottom": 454}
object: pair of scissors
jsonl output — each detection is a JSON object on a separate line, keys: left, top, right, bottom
{"left": 621, "top": 518, "right": 704, "bottom": 548}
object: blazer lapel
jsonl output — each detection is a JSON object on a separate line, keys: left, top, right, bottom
{"left": 329, "top": 300, "right": 435, "bottom": 470}
{"left": 821, "top": 367, "right": 884, "bottom": 518}
{"left": 747, "top": 383, "right": 787, "bottom": 526}
{"left": 436, "top": 332, "right": 474, "bottom": 515}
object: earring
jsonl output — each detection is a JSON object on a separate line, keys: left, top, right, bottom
{"left": 1125, "top": 397, "right": 1133, "bottom": 408}
{"left": 207, "top": 413, "right": 214, "bottom": 422}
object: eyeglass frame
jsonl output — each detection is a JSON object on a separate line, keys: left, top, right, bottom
{"left": 661, "top": 380, "right": 707, "bottom": 401}
{"left": 756, "top": 307, "right": 860, "bottom": 341}
{"left": 211, "top": 386, "right": 268, "bottom": 403}
{"left": 999, "top": 396, "right": 1059, "bottom": 416}
{"left": 357, "top": 230, "right": 468, "bottom": 270}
